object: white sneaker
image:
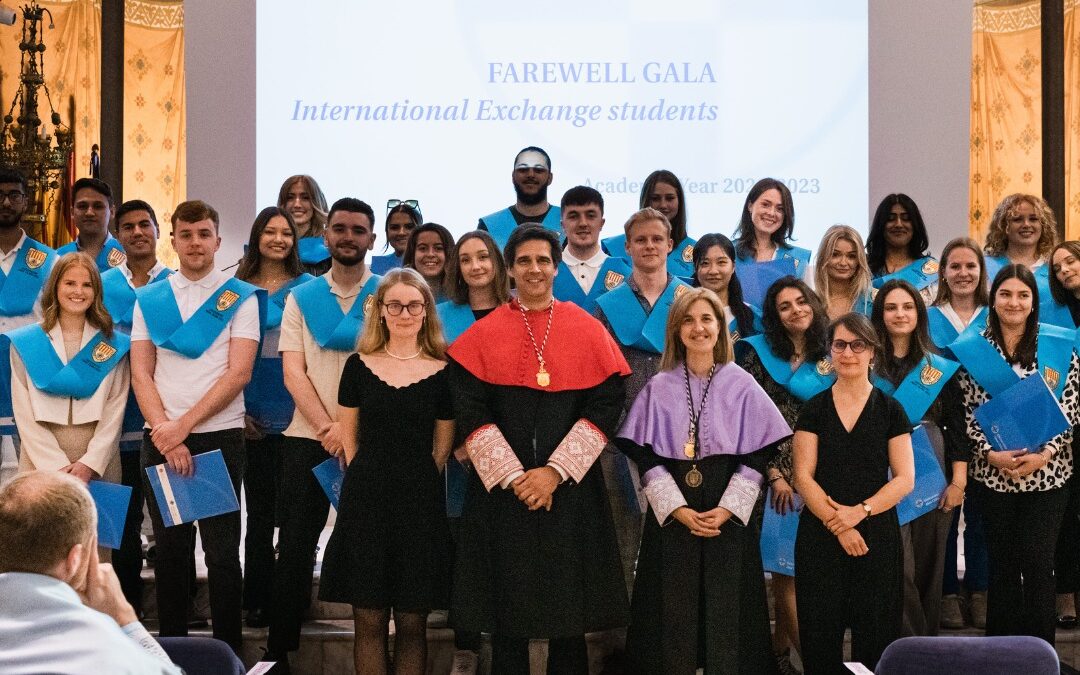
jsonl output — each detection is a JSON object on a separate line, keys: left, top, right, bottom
{"left": 451, "top": 649, "right": 479, "bottom": 675}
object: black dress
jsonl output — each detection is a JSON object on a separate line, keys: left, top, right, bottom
{"left": 318, "top": 355, "right": 453, "bottom": 611}
{"left": 794, "top": 387, "right": 910, "bottom": 675}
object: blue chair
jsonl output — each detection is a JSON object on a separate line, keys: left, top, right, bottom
{"left": 157, "top": 636, "right": 245, "bottom": 675}
{"left": 875, "top": 636, "right": 1059, "bottom": 675}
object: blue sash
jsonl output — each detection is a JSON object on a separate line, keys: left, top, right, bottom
{"left": 137, "top": 277, "right": 265, "bottom": 359}
{"left": 552, "top": 256, "right": 630, "bottom": 313}
{"left": 596, "top": 277, "right": 689, "bottom": 353}
{"left": 873, "top": 256, "right": 939, "bottom": 292}
{"left": 601, "top": 234, "right": 627, "bottom": 261}
{"left": 667, "top": 237, "right": 698, "bottom": 279}
{"left": 436, "top": 301, "right": 477, "bottom": 344}
{"left": 926, "top": 305, "right": 988, "bottom": 352}
{"left": 1041, "top": 299, "right": 1075, "bottom": 329}
{"left": 369, "top": 253, "right": 401, "bottom": 275}
{"left": 101, "top": 267, "right": 173, "bottom": 331}
{"left": 873, "top": 355, "right": 961, "bottom": 426}
{"left": 735, "top": 244, "right": 812, "bottom": 275}
{"left": 291, "top": 274, "right": 381, "bottom": 351}
{"left": 480, "top": 205, "right": 562, "bottom": 249}
{"left": 727, "top": 304, "right": 763, "bottom": 343}
{"left": 984, "top": 255, "right": 1009, "bottom": 281}
{"left": 0, "top": 238, "right": 57, "bottom": 317}
{"left": 57, "top": 237, "right": 127, "bottom": 272}
{"left": 5, "top": 324, "right": 129, "bottom": 399}
{"left": 739, "top": 334, "right": 836, "bottom": 401}
{"left": 266, "top": 274, "right": 314, "bottom": 330}
{"left": 298, "top": 237, "right": 330, "bottom": 265}
{"left": 852, "top": 291, "right": 875, "bottom": 316}
{"left": 951, "top": 323, "right": 1074, "bottom": 399}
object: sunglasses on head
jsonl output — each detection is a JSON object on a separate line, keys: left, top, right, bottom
{"left": 387, "top": 199, "right": 419, "bottom": 211}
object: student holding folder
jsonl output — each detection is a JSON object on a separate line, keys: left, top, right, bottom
{"left": 952, "top": 264, "right": 1080, "bottom": 645}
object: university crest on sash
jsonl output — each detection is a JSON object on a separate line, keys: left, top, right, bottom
{"left": 816, "top": 359, "right": 834, "bottom": 376}
{"left": 920, "top": 362, "right": 943, "bottom": 386}
{"left": 674, "top": 284, "right": 689, "bottom": 299}
{"left": 681, "top": 244, "right": 694, "bottom": 263}
{"left": 922, "top": 259, "right": 939, "bottom": 275}
{"left": 603, "top": 270, "right": 624, "bottom": 290}
{"left": 107, "top": 248, "right": 127, "bottom": 268}
{"left": 24, "top": 248, "right": 47, "bottom": 270}
{"left": 1044, "top": 367, "right": 1061, "bottom": 392}
{"left": 363, "top": 294, "right": 376, "bottom": 315}
{"left": 216, "top": 289, "right": 241, "bottom": 312}
{"left": 91, "top": 341, "right": 117, "bottom": 363}
{"left": 730, "top": 330, "right": 741, "bottom": 342}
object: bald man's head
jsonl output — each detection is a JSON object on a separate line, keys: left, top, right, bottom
{"left": 0, "top": 472, "right": 96, "bottom": 575}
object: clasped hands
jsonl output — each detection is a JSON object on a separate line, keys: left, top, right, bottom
{"left": 824, "top": 496, "right": 869, "bottom": 557}
{"left": 511, "top": 466, "right": 561, "bottom": 511}
{"left": 987, "top": 449, "right": 1047, "bottom": 480}
{"left": 150, "top": 418, "right": 194, "bottom": 477}
{"left": 672, "top": 506, "right": 732, "bottom": 537}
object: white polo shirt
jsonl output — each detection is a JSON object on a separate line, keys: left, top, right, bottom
{"left": 561, "top": 247, "right": 608, "bottom": 294}
{"left": 130, "top": 267, "right": 261, "bottom": 433}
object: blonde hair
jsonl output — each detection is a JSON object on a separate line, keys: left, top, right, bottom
{"left": 983, "top": 193, "right": 1058, "bottom": 259}
{"left": 659, "top": 287, "right": 732, "bottom": 371}
{"left": 623, "top": 207, "right": 672, "bottom": 238}
{"left": 41, "top": 252, "right": 113, "bottom": 338}
{"left": 0, "top": 471, "right": 95, "bottom": 574}
{"left": 356, "top": 268, "right": 447, "bottom": 359}
{"left": 814, "top": 225, "right": 872, "bottom": 312}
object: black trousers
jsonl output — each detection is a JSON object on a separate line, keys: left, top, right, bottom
{"left": 491, "top": 635, "right": 587, "bottom": 675}
{"left": 142, "top": 429, "right": 246, "bottom": 651}
{"left": 267, "top": 437, "right": 332, "bottom": 653}
{"left": 243, "top": 433, "right": 284, "bottom": 611}
{"left": 114, "top": 450, "right": 146, "bottom": 615}
{"left": 976, "top": 482, "right": 1068, "bottom": 645}
{"left": 1056, "top": 473, "right": 1080, "bottom": 594}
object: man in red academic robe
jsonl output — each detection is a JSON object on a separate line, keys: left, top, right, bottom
{"left": 448, "top": 225, "right": 631, "bottom": 675}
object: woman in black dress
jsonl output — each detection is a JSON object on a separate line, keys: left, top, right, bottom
{"left": 319, "top": 268, "right": 455, "bottom": 675}
{"left": 793, "top": 313, "right": 915, "bottom": 674}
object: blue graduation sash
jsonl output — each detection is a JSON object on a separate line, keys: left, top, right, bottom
{"left": 57, "top": 236, "right": 127, "bottom": 272}
{"left": 872, "top": 256, "right": 939, "bottom": 292}
{"left": 1041, "top": 298, "right": 1075, "bottom": 329}
{"left": 266, "top": 274, "right": 314, "bottom": 330}
{"left": 102, "top": 267, "right": 173, "bottom": 331}
{"left": 291, "top": 274, "right": 381, "bottom": 351}
{"left": 369, "top": 253, "right": 401, "bottom": 275}
{"left": 735, "top": 244, "right": 812, "bottom": 275}
{"left": 951, "top": 322, "right": 1074, "bottom": 400}
{"left": 727, "top": 303, "right": 763, "bottom": 343}
{"left": 5, "top": 324, "right": 129, "bottom": 399}
{"left": 436, "top": 301, "right": 476, "bottom": 344}
{"left": 298, "top": 236, "right": 330, "bottom": 266}
{"left": 601, "top": 233, "right": 627, "bottom": 260}
{"left": 984, "top": 255, "right": 1009, "bottom": 281}
{"left": 0, "top": 237, "right": 57, "bottom": 317}
{"left": 595, "top": 277, "right": 689, "bottom": 353}
{"left": 738, "top": 334, "right": 836, "bottom": 401}
{"left": 873, "top": 355, "right": 961, "bottom": 426}
{"left": 136, "top": 277, "right": 265, "bottom": 359}
{"left": 852, "top": 291, "right": 875, "bottom": 316}
{"left": 480, "top": 205, "right": 562, "bottom": 249}
{"left": 667, "top": 237, "right": 698, "bottom": 279}
{"left": 552, "top": 256, "right": 630, "bottom": 313}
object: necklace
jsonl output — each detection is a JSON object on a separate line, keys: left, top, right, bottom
{"left": 383, "top": 345, "right": 422, "bottom": 360}
{"left": 682, "top": 361, "right": 718, "bottom": 488}
{"left": 518, "top": 298, "right": 555, "bottom": 387}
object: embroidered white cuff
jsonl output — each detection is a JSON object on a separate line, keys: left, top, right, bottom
{"left": 547, "top": 418, "right": 607, "bottom": 483}
{"left": 642, "top": 466, "right": 687, "bottom": 526}
{"left": 718, "top": 470, "right": 761, "bottom": 526}
{"left": 466, "top": 424, "right": 525, "bottom": 492}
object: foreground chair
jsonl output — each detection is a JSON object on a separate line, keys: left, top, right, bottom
{"left": 875, "top": 635, "right": 1059, "bottom": 675}
{"left": 157, "top": 636, "right": 245, "bottom": 675}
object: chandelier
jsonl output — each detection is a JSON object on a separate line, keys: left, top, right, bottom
{"left": 0, "top": 2, "right": 75, "bottom": 243}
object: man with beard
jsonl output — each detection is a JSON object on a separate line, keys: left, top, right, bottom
{"left": 478, "top": 146, "right": 562, "bottom": 250}
{"left": 0, "top": 167, "right": 59, "bottom": 477}
{"left": 57, "top": 178, "right": 128, "bottom": 272}
{"left": 263, "top": 197, "right": 380, "bottom": 672}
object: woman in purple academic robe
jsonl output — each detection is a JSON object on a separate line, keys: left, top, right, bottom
{"left": 615, "top": 287, "right": 792, "bottom": 674}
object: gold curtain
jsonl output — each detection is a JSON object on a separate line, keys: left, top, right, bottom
{"left": 971, "top": 0, "right": 1080, "bottom": 241}
{"left": 0, "top": 0, "right": 184, "bottom": 260}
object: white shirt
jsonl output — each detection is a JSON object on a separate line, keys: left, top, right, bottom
{"left": 561, "top": 247, "right": 608, "bottom": 294}
{"left": 117, "top": 259, "right": 170, "bottom": 286}
{"left": 0, "top": 231, "right": 44, "bottom": 332}
{"left": 938, "top": 302, "right": 982, "bottom": 334}
{"left": 130, "top": 268, "right": 261, "bottom": 433}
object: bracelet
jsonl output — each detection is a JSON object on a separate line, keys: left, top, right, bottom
{"left": 948, "top": 482, "right": 965, "bottom": 491}
{"left": 768, "top": 476, "right": 783, "bottom": 484}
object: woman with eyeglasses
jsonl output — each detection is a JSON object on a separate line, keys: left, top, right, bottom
{"left": 615, "top": 287, "right": 791, "bottom": 674}
{"left": 370, "top": 200, "right": 421, "bottom": 275}
{"left": 734, "top": 276, "right": 833, "bottom": 674}
{"left": 866, "top": 194, "right": 938, "bottom": 304}
{"left": 813, "top": 225, "right": 876, "bottom": 320}
{"left": 692, "top": 233, "right": 760, "bottom": 342}
{"left": 869, "top": 279, "right": 969, "bottom": 636}
{"left": 276, "top": 174, "right": 331, "bottom": 275}
{"left": 951, "top": 264, "right": 1080, "bottom": 645}
{"left": 602, "top": 170, "right": 698, "bottom": 279}
{"left": 318, "top": 268, "right": 454, "bottom": 675}
{"left": 233, "top": 206, "right": 312, "bottom": 628}
{"left": 403, "top": 223, "right": 454, "bottom": 303}
{"left": 793, "top": 313, "right": 914, "bottom": 674}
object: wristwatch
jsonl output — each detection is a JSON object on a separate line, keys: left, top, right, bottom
{"left": 860, "top": 501, "right": 872, "bottom": 517}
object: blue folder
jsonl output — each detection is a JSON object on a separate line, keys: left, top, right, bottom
{"left": 445, "top": 456, "right": 468, "bottom": 518}
{"left": 87, "top": 480, "right": 132, "bottom": 549}
{"left": 144, "top": 450, "right": 240, "bottom": 527}
{"left": 312, "top": 457, "right": 344, "bottom": 510}
{"left": 896, "top": 425, "right": 947, "bottom": 526}
{"left": 761, "top": 491, "right": 802, "bottom": 575}
{"left": 738, "top": 258, "right": 798, "bottom": 309}
{"left": 973, "top": 374, "right": 1071, "bottom": 451}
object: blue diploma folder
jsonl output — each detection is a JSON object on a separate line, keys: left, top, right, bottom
{"left": 87, "top": 480, "right": 132, "bottom": 549}
{"left": 144, "top": 449, "right": 240, "bottom": 527}
{"left": 973, "top": 373, "right": 1071, "bottom": 451}
{"left": 312, "top": 457, "right": 344, "bottom": 510}
{"left": 445, "top": 456, "right": 468, "bottom": 518}
{"left": 761, "top": 491, "right": 802, "bottom": 575}
{"left": 896, "top": 425, "right": 947, "bottom": 526}
{"left": 738, "top": 258, "right": 798, "bottom": 308}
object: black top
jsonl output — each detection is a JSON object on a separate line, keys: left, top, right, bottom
{"left": 795, "top": 386, "right": 910, "bottom": 506}
{"left": 472, "top": 307, "right": 495, "bottom": 321}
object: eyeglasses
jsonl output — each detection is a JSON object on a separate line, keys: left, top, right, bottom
{"left": 383, "top": 301, "right": 426, "bottom": 316}
{"left": 0, "top": 191, "right": 26, "bottom": 204}
{"left": 830, "top": 339, "right": 870, "bottom": 354}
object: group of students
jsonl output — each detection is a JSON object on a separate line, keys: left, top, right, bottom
{"left": 2, "top": 146, "right": 1080, "bottom": 675}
